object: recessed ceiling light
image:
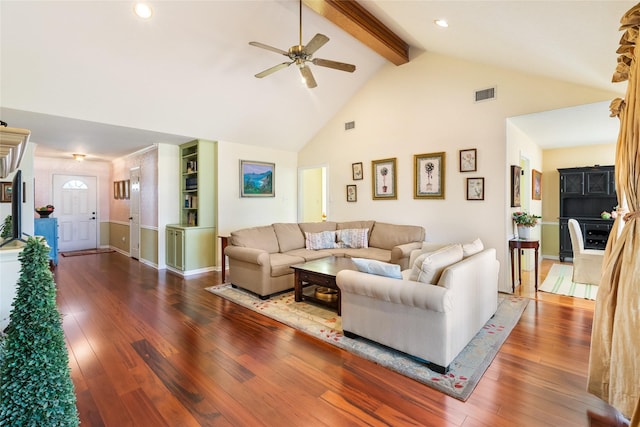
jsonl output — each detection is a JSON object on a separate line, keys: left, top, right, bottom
{"left": 434, "top": 19, "right": 449, "bottom": 28}
{"left": 134, "top": 3, "right": 153, "bottom": 19}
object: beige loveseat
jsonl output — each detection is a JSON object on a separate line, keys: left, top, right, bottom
{"left": 224, "top": 220, "right": 425, "bottom": 299}
{"left": 336, "top": 242, "right": 499, "bottom": 373}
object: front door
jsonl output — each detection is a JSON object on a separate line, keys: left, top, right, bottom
{"left": 53, "top": 174, "right": 98, "bottom": 252}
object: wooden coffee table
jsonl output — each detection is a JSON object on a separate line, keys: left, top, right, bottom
{"left": 291, "top": 256, "right": 358, "bottom": 315}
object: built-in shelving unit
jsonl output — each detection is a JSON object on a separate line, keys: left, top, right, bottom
{"left": 166, "top": 140, "right": 217, "bottom": 275}
{"left": 558, "top": 165, "right": 616, "bottom": 261}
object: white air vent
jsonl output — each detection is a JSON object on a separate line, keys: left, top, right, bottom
{"left": 475, "top": 87, "right": 496, "bottom": 103}
{"left": 345, "top": 121, "right": 355, "bottom": 131}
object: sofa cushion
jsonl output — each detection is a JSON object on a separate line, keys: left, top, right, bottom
{"left": 336, "top": 228, "right": 369, "bottom": 249}
{"left": 462, "top": 238, "right": 484, "bottom": 257}
{"left": 343, "top": 247, "right": 390, "bottom": 262}
{"left": 299, "top": 221, "right": 337, "bottom": 234}
{"left": 351, "top": 258, "right": 402, "bottom": 279}
{"left": 305, "top": 231, "right": 338, "bottom": 250}
{"left": 337, "top": 220, "right": 375, "bottom": 238}
{"left": 413, "top": 244, "right": 463, "bottom": 284}
{"left": 269, "top": 253, "right": 305, "bottom": 277}
{"left": 369, "top": 222, "right": 425, "bottom": 250}
{"left": 284, "top": 248, "right": 336, "bottom": 261}
{"left": 230, "top": 225, "right": 280, "bottom": 253}
{"left": 273, "top": 223, "right": 305, "bottom": 252}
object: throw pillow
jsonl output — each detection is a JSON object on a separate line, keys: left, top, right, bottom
{"left": 351, "top": 258, "right": 402, "bottom": 279}
{"left": 336, "top": 228, "right": 369, "bottom": 249}
{"left": 414, "top": 244, "right": 463, "bottom": 284}
{"left": 408, "top": 244, "right": 457, "bottom": 281}
{"left": 304, "top": 231, "right": 338, "bottom": 250}
{"left": 462, "top": 238, "right": 484, "bottom": 257}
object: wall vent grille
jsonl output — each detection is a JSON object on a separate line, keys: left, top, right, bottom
{"left": 475, "top": 87, "right": 496, "bottom": 102}
{"left": 345, "top": 121, "right": 355, "bottom": 130}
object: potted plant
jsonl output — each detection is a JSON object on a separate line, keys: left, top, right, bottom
{"left": 0, "top": 237, "right": 79, "bottom": 426}
{"left": 512, "top": 211, "right": 541, "bottom": 239}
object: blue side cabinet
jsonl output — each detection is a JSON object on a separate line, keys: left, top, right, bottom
{"left": 34, "top": 218, "right": 58, "bottom": 266}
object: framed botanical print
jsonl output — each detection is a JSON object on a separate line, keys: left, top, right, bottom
{"left": 532, "top": 169, "right": 542, "bottom": 200}
{"left": 346, "top": 184, "right": 357, "bottom": 202}
{"left": 511, "top": 165, "right": 521, "bottom": 207}
{"left": 466, "top": 177, "right": 485, "bottom": 200}
{"left": 0, "top": 182, "right": 11, "bottom": 203}
{"left": 240, "top": 160, "right": 275, "bottom": 197}
{"left": 414, "top": 152, "right": 445, "bottom": 199}
{"left": 459, "top": 148, "right": 477, "bottom": 172}
{"left": 372, "top": 158, "right": 397, "bottom": 200}
{"left": 352, "top": 162, "right": 363, "bottom": 180}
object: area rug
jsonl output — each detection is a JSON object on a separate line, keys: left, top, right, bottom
{"left": 60, "top": 248, "right": 115, "bottom": 257}
{"left": 205, "top": 284, "right": 529, "bottom": 401}
{"left": 539, "top": 264, "right": 597, "bottom": 300}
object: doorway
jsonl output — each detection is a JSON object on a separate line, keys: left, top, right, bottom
{"left": 53, "top": 174, "right": 97, "bottom": 252}
{"left": 298, "top": 166, "right": 327, "bottom": 222}
{"left": 129, "top": 167, "right": 140, "bottom": 259}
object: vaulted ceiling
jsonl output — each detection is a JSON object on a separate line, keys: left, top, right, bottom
{"left": 0, "top": 1, "right": 634, "bottom": 161}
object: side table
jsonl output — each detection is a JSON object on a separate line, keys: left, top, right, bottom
{"left": 219, "top": 235, "right": 228, "bottom": 282}
{"left": 509, "top": 238, "right": 539, "bottom": 292}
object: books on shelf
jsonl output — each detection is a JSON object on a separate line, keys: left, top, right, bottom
{"left": 185, "top": 177, "right": 197, "bottom": 190}
{"left": 184, "top": 195, "right": 198, "bottom": 209}
{"left": 186, "top": 211, "right": 197, "bottom": 226}
{"left": 185, "top": 159, "right": 197, "bottom": 173}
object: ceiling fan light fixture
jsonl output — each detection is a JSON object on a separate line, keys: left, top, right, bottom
{"left": 434, "top": 19, "right": 449, "bottom": 28}
{"left": 134, "top": 2, "right": 153, "bottom": 19}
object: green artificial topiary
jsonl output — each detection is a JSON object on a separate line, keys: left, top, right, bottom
{"left": 0, "top": 215, "right": 11, "bottom": 240}
{"left": 0, "top": 237, "right": 79, "bottom": 426}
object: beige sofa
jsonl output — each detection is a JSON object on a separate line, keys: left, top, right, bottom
{"left": 224, "top": 220, "right": 425, "bottom": 299}
{"left": 336, "top": 244, "right": 499, "bottom": 373}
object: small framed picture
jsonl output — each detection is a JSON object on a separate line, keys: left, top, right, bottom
{"left": 532, "top": 169, "right": 542, "bottom": 200}
{"left": 372, "top": 158, "right": 397, "bottom": 200}
{"left": 0, "top": 182, "right": 11, "bottom": 203}
{"left": 414, "top": 152, "right": 445, "bottom": 199}
{"left": 346, "top": 184, "right": 357, "bottom": 202}
{"left": 511, "top": 165, "right": 521, "bottom": 207}
{"left": 240, "top": 160, "right": 275, "bottom": 197}
{"left": 459, "top": 148, "right": 477, "bottom": 172}
{"left": 352, "top": 162, "right": 363, "bottom": 180}
{"left": 124, "top": 179, "right": 130, "bottom": 200}
{"left": 466, "top": 177, "right": 485, "bottom": 200}
{"left": 114, "top": 181, "right": 121, "bottom": 199}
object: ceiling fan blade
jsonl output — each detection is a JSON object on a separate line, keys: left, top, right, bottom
{"left": 249, "top": 41, "right": 288, "bottom": 56}
{"left": 304, "top": 33, "right": 329, "bottom": 55}
{"left": 299, "top": 65, "right": 317, "bottom": 88}
{"left": 312, "top": 58, "right": 356, "bottom": 73}
{"left": 255, "top": 62, "right": 292, "bottom": 78}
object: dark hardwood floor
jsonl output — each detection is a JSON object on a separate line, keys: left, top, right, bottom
{"left": 52, "top": 252, "right": 627, "bottom": 426}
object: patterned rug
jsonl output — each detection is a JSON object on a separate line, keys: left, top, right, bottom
{"left": 205, "top": 284, "right": 529, "bottom": 401}
{"left": 539, "top": 264, "right": 598, "bottom": 300}
{"left": 60, "top": 248, "right": 115, "bottom": 257}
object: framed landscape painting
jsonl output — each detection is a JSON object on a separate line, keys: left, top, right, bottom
{"left": 511, "top": 165, "right": 521, "bottom": 207}
{"left": 532, "top": 169, "right": 542, "bottom": 200}
{"left": 372, "top": 158, "right": 397, "bottom": 200}
{"left": 240, "top": 160, "right": 275, "bottom": 197}
{"left": 414, "top": 152, "right": 445, "bottom": 199}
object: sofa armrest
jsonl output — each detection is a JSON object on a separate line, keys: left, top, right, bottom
{"left": 224, "top": 246, "right": 270, "bottom": 266}
{"left": 336, "top": 270, "right": 451, "bottom": 313}
{"left": 390, "top": 241, "right": 423, "bottom": 268}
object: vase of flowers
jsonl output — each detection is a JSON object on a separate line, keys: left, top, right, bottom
{"left": 512, "top": 211, "right": 541, "bottom": 239}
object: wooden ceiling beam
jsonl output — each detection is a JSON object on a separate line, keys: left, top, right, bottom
{"left": 303, "top": 0, "right": 409, "bottom": 66}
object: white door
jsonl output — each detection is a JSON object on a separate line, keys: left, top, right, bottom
{"left": 129, "top": 167, "right": 140, "bottom": 259}
{"left": 53, "top": 174, "right": 98, "bottom": 252}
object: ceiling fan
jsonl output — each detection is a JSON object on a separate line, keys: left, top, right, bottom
{"left": 249, "top": 0, "right": 356, "bottom": 88}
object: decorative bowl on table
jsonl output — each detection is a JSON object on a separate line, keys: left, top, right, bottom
{"left": 36, "top": 206, "right": 55, "bottom": 218}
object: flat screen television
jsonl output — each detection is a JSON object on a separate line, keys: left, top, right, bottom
{"left": 0, "top": 169, "right": 23, "bottom": 247}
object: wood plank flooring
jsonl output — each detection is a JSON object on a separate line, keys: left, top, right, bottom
{"left": 50, "top": 253, "right": 628, "bottom": 426}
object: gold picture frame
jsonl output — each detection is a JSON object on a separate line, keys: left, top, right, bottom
{"left": 372, "top": 158, "right": 397, "bottom": 200}
{"left": 114, "top": 181, "right": 120, "bottom": 199}
{"left": 532, "top": 169, "right": 542, "bottom": 200}
{"left": 511, "top": 165, "right": 521, "bottom": 207}
{"left": 414, "top": 152, "right": 445, "bottom": 199}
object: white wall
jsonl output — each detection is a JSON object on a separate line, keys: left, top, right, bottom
{"left": 298, "top": 51, "right": 620, "bottom": 292}
{"left": 216, "top": 140, "right": 298, "bottom": 264}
